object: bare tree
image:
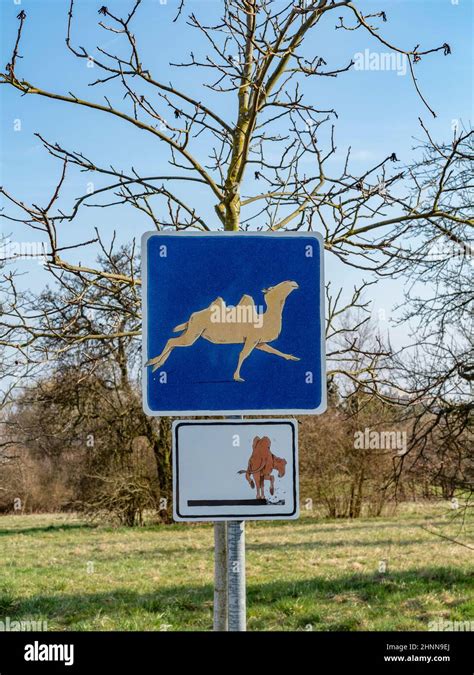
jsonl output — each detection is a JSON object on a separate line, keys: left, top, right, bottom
{"left": 0, "top": 235, "right": 32, "bottom": 417}
{"left": 389, "top": 129, "right": 473, "bottom": 501}
{"left": 1, "top": 1, "right": 467, "bottom": 402}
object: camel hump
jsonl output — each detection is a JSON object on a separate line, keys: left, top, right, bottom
{"left": 209, "top": 296, "right": 225, "bottom": 308}
{"left": 203, "top": 297, "right": 226, "bottom": 317}
{"left": 237, "top": 294, "right": 255, "bottom": 308}
{"left": 184, "top": 300, "right": 224, "bottom": 324}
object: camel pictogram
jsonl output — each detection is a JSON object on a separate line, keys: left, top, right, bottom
{"left": 237, "top": 436, "right": 287, "bottom": 499}
{"left": 145, "top": 280, "right": 300, "bottom": 382}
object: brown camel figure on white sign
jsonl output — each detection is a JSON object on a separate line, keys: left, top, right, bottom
{"left": 237, "top": 436, "right": 287, "bottom": 499}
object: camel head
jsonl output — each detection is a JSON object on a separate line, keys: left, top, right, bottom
{"left": 262, "top": 280, "right": 299, "bottom": 303}
{"left": 274, "top": 456, "right": 287, "bottom": 478}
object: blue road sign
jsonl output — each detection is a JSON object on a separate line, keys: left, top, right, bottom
{"left": 142, "top": 231, "right": 326, "bottom": 416}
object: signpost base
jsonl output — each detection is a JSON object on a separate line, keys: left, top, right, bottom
{"left": 227, "top": 520, "right": 246, "bottom": 632}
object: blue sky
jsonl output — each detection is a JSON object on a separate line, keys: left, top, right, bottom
{"left": 0, "top": 0, "right": 473, "bottom": 347}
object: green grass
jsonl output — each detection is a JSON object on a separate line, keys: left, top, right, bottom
{"left": 0, "top": 503, "right": 472, "bottom": 631}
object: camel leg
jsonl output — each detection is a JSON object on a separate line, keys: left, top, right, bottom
{"left": 257, "top": 343, "right": 300, "bottom": 361}
{"left": 233, "top": 337, "right": 258, "bottom": 382}
{"left": 246, "top": 469, "right": 255, "bottom": 490}
{"left": 269, "top": 474, "right": 275, "bottom": 496}
{"left": 147, "top": 326, "right": 202, "bottom": 372}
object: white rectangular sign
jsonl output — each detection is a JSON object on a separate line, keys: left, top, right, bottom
{"left": 173, "top": 420, "right": 299, "bottom": 522}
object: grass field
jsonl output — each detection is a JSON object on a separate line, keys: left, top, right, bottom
{"left": 0, "top": 503, "right": 472, "bottom": 631}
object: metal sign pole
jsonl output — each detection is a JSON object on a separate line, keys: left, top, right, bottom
{"left": 213, "top": 522, "right": 228, "bottom": 631}
{"left": 227, "top": 520, "right": 246, "bottom": 631}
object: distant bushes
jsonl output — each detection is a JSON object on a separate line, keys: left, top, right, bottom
{"left": 0, "top": 371, "right": 469, "bottom": 523}
{"left": 0, "top": 367, "right": 167, "bottom": 524}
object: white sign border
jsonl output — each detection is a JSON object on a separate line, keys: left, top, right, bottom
{"left": 172, "top": 418, "right": 299, "bottom": 522}
{"left": 142, "top": 230, "right": 326, "bottom": 417}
